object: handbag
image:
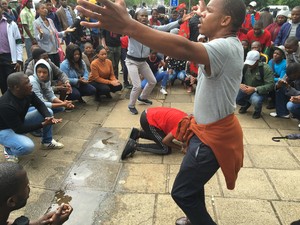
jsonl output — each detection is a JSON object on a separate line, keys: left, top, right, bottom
{"left": 57, "top": 45, "right": 65, "bottom": 62}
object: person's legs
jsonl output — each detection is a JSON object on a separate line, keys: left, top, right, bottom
{"left": 171, "top": 135, "right": 219, "bottom": 225}
{"left": 91, "top": 82, "right": 111, "bottom": 96}
{"left": 66, "top": 86, "right": 81, "bottom": 101}
{"left": 139, "top": 62, "right": 156, "bottom": 100}
{"left": 138, "top": 111, "right": 170, "bottom": 154}
{"left": 109, "top": 84, "right": 123, "bottom": 93}
{"left": 24, "top": 108, "right": 53, "bottom": 144}
{"left": 249, "top": 92, "right": 265, "bottom": 113}
{"left": 0, "top": 54, "right": 15, "bottom": 94}
{"left": 24, "top": 38, "right": 33, "bottom": 59}
{"left": 177, "top": 70, "right": 187, "bottom": 81}
{"left": 78, "top": 83, "right": 96, "bottom": 97}
{"left": 287, "top": 102, "right": 300, "bottom": 120}
{"left": 236, "top": 90, "right": 250, "bottom": 107}
{"left": 0, "top": 129, "right": 35, "bottom": 156}
{"left": 126, "top": 59, "right": 143, "bottom": 108}
{"left": 275, "top": 87, "right": 290, "bottom": 116}
{"left": 160, "top": 71, "right": 169, "bottom": 88}
{"left": 121, "top": 49, "right": 131, "bottom": 87}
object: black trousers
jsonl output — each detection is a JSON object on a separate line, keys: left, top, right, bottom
{"left": 137, "top": 110, "right": 170, "bottom": 154}
{"left": 0, "top": 53, "right": 16, "bottom": 94}
{"left": 90, "top": 82, "right": 122, "bottom": 96}
{"left": 171, "top": 135, "right": 219, "bottom": 225}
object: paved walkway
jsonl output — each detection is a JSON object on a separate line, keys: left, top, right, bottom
{"left": 5, "top": 81, "right": 300, "bottom": 225}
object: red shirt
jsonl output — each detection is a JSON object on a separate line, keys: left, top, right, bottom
{"left": 146, "top": 107, "right": 187, "bottom": 136}
{"left": 247, "top": 29, "right": 271, "bottom": 52}
{"left": 120, "top": 35, "right": 128, "bottom": 49}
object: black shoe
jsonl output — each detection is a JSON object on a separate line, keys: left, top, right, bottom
{"left": 137, "top": 97, "right": 152, "bottom": 105}
{"left": 124, "top": 82, "right": 133, "bottom": 89}
{"left": 128, "top": 106, "right": 138, "bottom": 115}
{"left": 106, "top": 93, "right": 112, "bottom": 99}
{"left": 266, "top": 102, "right": 275, "bottom": 109}
{"left": 170, "top": 79, "right": 176, "bottom": 86}
{"left": 30, "top": 129, "right": 43, "bottom": 137}
{"left": 252, "top": 111, "right": 261, "bottom": 119}
{"left": 238, "top": 103, "right": 251, "bottom": 114}
{"left": 129, "top": 127, "right": 139, "bottom": 140}
{"left": 121, "top": 138, "right": 137, "bottom": 160}
{"left": 78, "top": 97, "right": 86, "bottom": 104}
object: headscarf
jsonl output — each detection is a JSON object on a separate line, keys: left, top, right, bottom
{"left": 21, "top": 0, "right": 29, "bottom": 9}
{"left": 176, "top": 3, "right": 186, "bottom": 11}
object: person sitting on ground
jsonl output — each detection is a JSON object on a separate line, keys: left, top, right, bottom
{"left": 167, "top": 56, "right": 187, "bottom": 86}
{"left": 121, "top": 107, "right": 188, "bottom": 160}
{"left": 266, "top": 45, "right": 286, "bottom": 109}
{"left": 247, "top": 21, "right": 272, "bottom": 56}
{"left": 141, "top": 50, "right": 169, "bottom": 95}
{"left": 284, "top": 36, "right": 300, "bottom": 66}
{"left": 60, "top": 44, "right": 96, "bottom": 103}
{"left": 26, "top": 48, "right": 72, "bottom": 100}
{"left": 236, "top": 50, "right": 274, "bottom": 119}
{"left": 251, "top": 41, "right": 269, "bottom": 63}
{"left": 0, "top": 72, "right": 64, "bottom": 163}
{"left": 82, "top": 42, "right": 96, "bottom": 72}
{"left": 269, "top": 63, "right": 300, "bottom": 125}
{"left": 0, "top": 162, "right": 73, "bottom": 225}
{"left": 274, "top": 6, "right": 300, "bottom": 46}
{"left": 29, "top": 59, "right": 74, "bottom": 113}
{"left": 184, "top": 61, "right": 198, "bottom": 93}
{"left": 88, "top": 46, "right": 123, "bottom": 101}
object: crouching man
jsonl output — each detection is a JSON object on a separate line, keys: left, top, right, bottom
{"left": 0, "top": 72, "right": 64, "bottom": 163}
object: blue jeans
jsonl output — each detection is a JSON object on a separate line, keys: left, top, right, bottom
{"left": 169, "top": 70, "right": 186, "bottom": 82}
{"left": 287, "top": 101, "right": 300, "bottom": 120}
{"left": 0, "top": 108, "right": 54, "bottom": 156}
{"left": 141, "top": 70, "right": 169, "bottom": 89}
{"left": 236, "top": 90, "right": 265, "bottom": 113}
{"left": 275, "top": 87, "right": 290, "bottom": 116}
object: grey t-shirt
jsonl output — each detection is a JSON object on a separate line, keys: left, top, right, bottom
{"left": 194, "top": 37, "right": 244, "bottom": 124}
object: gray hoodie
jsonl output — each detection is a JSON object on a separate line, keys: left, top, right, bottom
{"left": 29, "top": 59, "right": 57, "bottom": 105}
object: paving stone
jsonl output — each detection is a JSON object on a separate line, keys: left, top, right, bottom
{"left": 277, "top": 129, "right": 300, "bottom": 147}
{"left": 64, "top": 159, "right": 120, "bottom": 191}
{"left": 56, "top": 121, "right": 99, "bottom": 139}
{"left": 246, "top": 145, "right": 300, "bottom": 169}
{"left": 49, "top": 189, "right": 107, "bottom": 225}
{"left": 116, "top": 163, "right": 167, "bottom": 193}
{"left": 264, "top": 116, "right": 299, "bottom": 130}
{"left": 170, "top": 102, "right": 194, "bottom": 114}
{"left": 272, "top": 201, "right": 300, "bottom": 225}
{"left": 243, "top": 128, "right": 289, "bottom": 146}
{"left": 23, "top": 158, "right": 72, "bottom": 189}
{"left": 103, "top": 100, "right": 162, "bottom": 128}
{"left": 93, "top": 193, "right": 155, "bottom": 225}
{"left": 78, "top": 108, "right": 112, "bottom": 124}
{"left": 236, "top": 113, "right": 270, "bottom": 128}
{"left": 214, "top": 198, "right": 280, "bottom": 225}
{"left": 266, "top": 169, "right": 300, "bottom": 200}
{"left": 289, "top": 147, "right": 300, "bottom": 162}
{"left": 164, "top": 94, "right": 193, "bottom": 103}
{"left": 56, "top": 109, "right": 86, "bottom": 122}
{"left": 220, "top": 168, "right": 278, "bottom": 200}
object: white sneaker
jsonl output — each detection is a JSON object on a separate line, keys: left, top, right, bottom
{"left": 160, "top": 88, "right": 168, "bottom": 95}
{"left": 298, "top": 123, "right": 300, "bottom": 128}
{"left": 4, "top": 149, "right": 19, "bottom": 163}
{"left": 270, "top": 112, "right": 290, "bottom": 119}
{"left": 41, "top": 139, "right": 64, "bottom": 150}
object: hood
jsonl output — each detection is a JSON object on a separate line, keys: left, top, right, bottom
{"left": 33, "top": 59, "right": 52, "bottom": 83}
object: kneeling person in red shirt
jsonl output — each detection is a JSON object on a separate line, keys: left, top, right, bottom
{"left": 121, "top": 107, "right": 187, "bottom": 159}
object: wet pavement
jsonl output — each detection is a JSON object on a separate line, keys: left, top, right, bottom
{"left": 4, "top": 81, "right": 300, "bottom": 225}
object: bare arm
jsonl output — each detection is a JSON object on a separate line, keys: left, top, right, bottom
{"left": 77, "top": 0, "right": 209, "bottom": 66}
{"left": 162, "top": 133, "right": 182, "bottom": 151}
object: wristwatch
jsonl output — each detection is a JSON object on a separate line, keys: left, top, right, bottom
{"left": 254, "top": 88, "right": 258, "bottom": 92}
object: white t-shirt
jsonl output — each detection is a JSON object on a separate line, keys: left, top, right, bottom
{"left": 194, "top": 37, "right": 244, "bottom": 124}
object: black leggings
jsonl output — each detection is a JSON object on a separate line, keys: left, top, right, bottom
{"left": 137, "top": 110, "right": 171, "bottom": 155}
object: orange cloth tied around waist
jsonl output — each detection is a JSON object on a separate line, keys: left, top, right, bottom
{"left": 175, "top": 114, "right": 244, "bottom": 190}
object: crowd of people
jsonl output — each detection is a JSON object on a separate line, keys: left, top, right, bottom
{"left": 0, "top": 0, "right": 300, "bottom": 224}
